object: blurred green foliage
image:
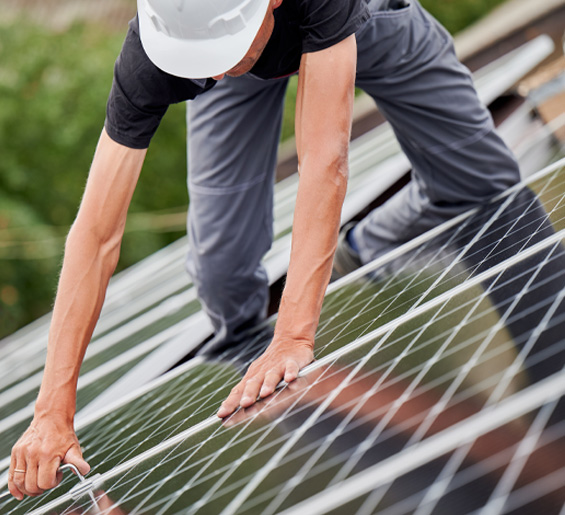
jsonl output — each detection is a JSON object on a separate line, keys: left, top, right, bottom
{"left": 0, "top": 0, "right": 508, "bottom": 338}
{"left": 0, "top": 20, "right": 188, "bottom": 337}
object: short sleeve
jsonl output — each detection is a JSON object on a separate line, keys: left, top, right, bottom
{"left": 105, "top": 17, "right": 215, "bottom": 149}
{"left": 300, "top": 0, "right": 369, "bottom": 54}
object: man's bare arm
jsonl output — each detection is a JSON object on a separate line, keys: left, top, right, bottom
{"left": 9, "top": 129, "right": 146, "bottom": 500}
{"left": 218, "top": 34, "right": 357, "bottom": 417}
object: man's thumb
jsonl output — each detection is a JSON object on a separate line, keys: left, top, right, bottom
{"left": 63, "top": 445, "right": 90, "bottom": 476}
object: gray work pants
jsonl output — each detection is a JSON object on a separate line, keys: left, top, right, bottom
{"left": 185, "top": 0, "right": 521, "bottom": 342}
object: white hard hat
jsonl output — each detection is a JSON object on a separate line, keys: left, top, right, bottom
{"left": 137, "top": 0, "right": 271, "bottom": 79}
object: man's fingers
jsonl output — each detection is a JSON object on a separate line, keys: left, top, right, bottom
{"left": 24, "top": 459, "right": 43, "bottom": 497}
{"left": 63, "top": 445, "right": 90, "bottom": 476}
{"left": 8, "top": 452, "right": 24, "bottom": 501}
{"left": 240, "top": 377, "right": 262, "bottom": 408}
{"left": 217, "top": 384, "right": 244, "bottom": 418}
{"left": 260, "top": 370, "right": 282, "bottom": 398}
{"left": 37, "top": 457, "right": 62, "bottom": 491}
{"left": 8, "top": 480, "right": 24, "bottom": 502}
{"left": 11, "top": 453, "right": 28, "bottom": 498}
{"left": 284, "top": 360, "right": 300, "bottom": 383}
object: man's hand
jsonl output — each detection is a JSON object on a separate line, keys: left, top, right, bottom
{"left": 8, "top": 415, "right": 89, "bottom": 500}
{"left": 217, "top": 337, "right": 314, "bottom": 418}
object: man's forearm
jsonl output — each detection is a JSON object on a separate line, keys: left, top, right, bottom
{"left": 275, "top": 158, "right": 348, "bottom": 344}
{"left": 35, "top": 223, "right": 122, "bottom": 418}
{"left": 35, "top": 130, "right": 146, "bottom": 420}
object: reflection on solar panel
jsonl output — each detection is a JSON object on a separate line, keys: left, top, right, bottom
{"left": 1, "top": 157, "right": 564, "bottom": 514}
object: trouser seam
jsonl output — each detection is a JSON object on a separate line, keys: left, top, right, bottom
{"left": 189, "top": 172, "right": 269, "bottom": 196}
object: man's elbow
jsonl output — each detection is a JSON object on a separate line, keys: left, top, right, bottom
{"left": 320, "top": 147, "right": 350, "bottom": 191}
{"left": 67, "top": 216, "right": 123, "bottom": 266}
{"left": 302, "top": 144, "right": 349, "bottom": 183}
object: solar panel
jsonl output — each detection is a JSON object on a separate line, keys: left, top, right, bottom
{"left": 1, "top": 157, "right": 564, "bottom": 514}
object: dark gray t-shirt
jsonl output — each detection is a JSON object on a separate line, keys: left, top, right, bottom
{"left": 105, "top": 0, "right": 370, "bottom": 149}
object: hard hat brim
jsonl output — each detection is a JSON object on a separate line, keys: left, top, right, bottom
{"left": 138, "top": 0, "right": 271, "bottom": 79}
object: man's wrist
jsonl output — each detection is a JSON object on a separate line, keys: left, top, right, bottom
{"left": 34, "top": 392, "right": 76, "bottom": 423}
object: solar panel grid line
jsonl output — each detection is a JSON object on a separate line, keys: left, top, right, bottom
{"left": 0, "top": 287, "right": 199, "bottom": 395}
{"left": 84, "top": 369, "right": 226, "bottom": 466}
{"left": 326, "top": 206, "right": 481, "bottom": 296}
{"left": 78, "top": 354, "right": 208, "bottom": 433}
{"left": 277, "top": 370, "right": 565, "bottom": 515}
{"left": 77, "top": 312, "right": 214, "bottom": 417}
{"left": 143, "top": 368, "right": 320, "bottom": 515}
{"left": 475, "top": 400, "right": 559, "bottom": 515}
{"left": 360, "top": 416, "right": 564, "bottom": 515}
{"left": 487, "top": 266, "right": 565, "bottom": 404}
{"left": 501, "top": 470, "right": 565, "bottom": 515}
{"left": 402, "top": 260, "right": 565, "bottom": 515}
{"left": 99, "top": 408, "right": 232, "bottom": 515}
{"left": 367, "top": 370, "right": 564, "bottom": 515}
{"left": 322, "top": 266, "right": 502, "bottom": 493}
{"left": 395, "top": 189, "right": 521, "bottom": 310}
{"left": 219, "top": 330, "right": 389, "bottom": 515}
{"left": 327, "top": 158, "right": 565, "bottom": 297}
{"left": 262, "top": 315, "right": 453, "bottom": 513}
{"left": 406, "top": 241, "right": 561, "bottom": 447}
{"left": 319, "top": 195, "right": 478, "bottom": 345}
{"left": 306, "top": 228, "right": 565, "bottom": 381}
{"left": 261, "top": 237, "right": 499, "bottom": 515}
{"left": 0, "top": 316, "right": 199, "bottom": 447}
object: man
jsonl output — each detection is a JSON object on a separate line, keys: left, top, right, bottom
{"left": 8, "top": 0, "right": 520, "bottom": 500}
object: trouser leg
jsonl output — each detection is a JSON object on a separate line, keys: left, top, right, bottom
{"left": 186, "top": 74, "right": 289, "bottom": 342}
{"left": 353, "top": 0, "right": 521, "bottom": 264}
